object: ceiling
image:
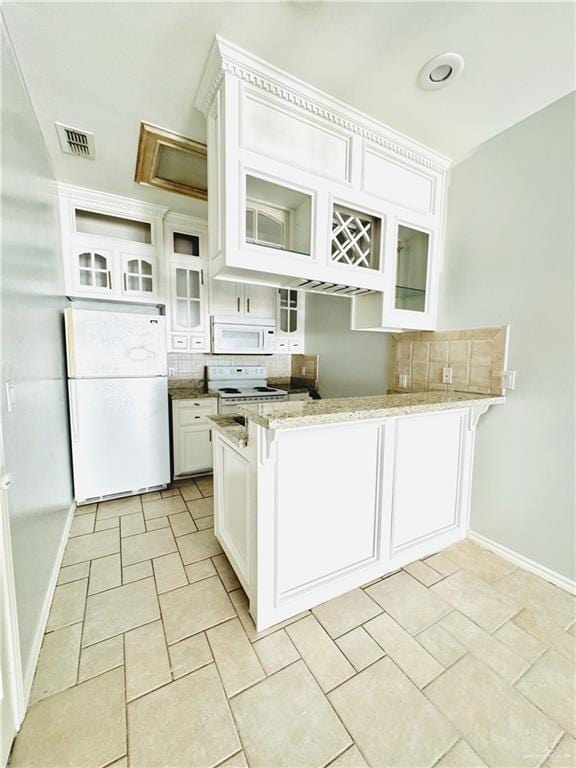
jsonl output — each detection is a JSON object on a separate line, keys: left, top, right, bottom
{"left": 3, "top": 2, "right": 574, "bottom": 217}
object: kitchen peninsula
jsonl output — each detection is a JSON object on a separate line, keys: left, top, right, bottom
{"left": 208, "top": 391, "right": 504, "bottom": 631}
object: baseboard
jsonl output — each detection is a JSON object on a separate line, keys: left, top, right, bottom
{"left": 467, "top": 530, "right": 576, "bottom": 595}
{"left": 22, "top": 500, "right": 76, "bottom": 702}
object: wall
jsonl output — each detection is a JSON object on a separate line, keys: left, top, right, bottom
{"left": 1, "top": 26, "right": 73, "bottom": 689}
{"left": 305, "top": 293, "right": 389, "bottom": 398}
{"left": 438, "top": 93, "right": 575, "bottom": 583}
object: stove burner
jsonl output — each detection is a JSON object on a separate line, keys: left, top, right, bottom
{"left": 219, "top": 388, "right": 241, "bottom": 394}
{"left": 253, "top": 386, "right": 276, "bottom": 392}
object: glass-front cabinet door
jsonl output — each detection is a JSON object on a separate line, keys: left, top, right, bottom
{"left": 72, "top": 246, "right": 113, "bottom": 295}
{"left": 170, "top": 260, "right": 205, "bottom": 333}
{"left": 121, "top": 254, "right": 156, "bottom": 297}
{"left": 275, "top": 288, "right": 305, "bottom": 353}
{"left": 278, "top": 289, "right": 299, "bottom": 334}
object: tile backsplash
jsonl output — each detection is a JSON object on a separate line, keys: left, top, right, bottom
{"left": 168, "top": 353, "right": 292, "bottom": 382}
{"left": 388, "top": 326, "right": 509, "bottom": 395}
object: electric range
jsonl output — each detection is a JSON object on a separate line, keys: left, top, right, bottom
{"left": 206, "top": 366, "right": 288, "bottom": 414}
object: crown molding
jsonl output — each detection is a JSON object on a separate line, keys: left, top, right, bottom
{"left": 194, "top": 36, "right": 451, "bottom": 174}
{"left": 164, "top": 211, "right": 208, "bottom": 230}
{"left": 57, "top": 183, "right": 169, "bottom": 219}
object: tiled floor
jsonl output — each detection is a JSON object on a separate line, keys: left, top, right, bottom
{"left": 9, "top": 477, "right": 576, "bottom": 768}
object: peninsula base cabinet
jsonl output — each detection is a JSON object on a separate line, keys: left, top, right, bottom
{"left": 212, "top": 407, "right": 486, "bottom": 631}
{"left": 172, "top": 398, "right": 218, "bottom": 477}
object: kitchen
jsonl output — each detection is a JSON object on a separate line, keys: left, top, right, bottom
{"left": 1, "top": 4, "right": 575, "bottom": 768}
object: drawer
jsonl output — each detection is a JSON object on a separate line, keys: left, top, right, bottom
{"left": 173, "top": 399, "right": 217, "bottom": 426}
{"left": 171, "top": 335, "right": 188, "bottom": 351}
{"left": 190, "top": 336, "right": 207, "bottom": 350}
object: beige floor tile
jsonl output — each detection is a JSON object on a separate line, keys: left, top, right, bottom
{"left": 10, "top": 668, "right": 125, "bottom": 768}
{"left": 364, "top": 613, "right": 443, "bottom": 688}
{"left": 88, "top": 553, "right": 121, "bottom": 595}
{"left": 442, "top": 539, "right": 516, "bottom": 582}
{"left": 125, "top": 620, "right": 172, "bottom": 702}
{"left": 186, "top": 558, "right": 217, "bottom": 583}
{"left": 329, "top": 657, "right": 456, "bottom": 767}
{"left": 229, "top": 588, "right": 309, "bottom": 643}
{"left": 169, "top": 633, "right": 213, "bottom": 679}
{"left": 46, "top": 578, "right": 87, "bottom": 631}
{"left": 493, "top": 619, "right": 547, "bottom": 664}
{"left": 403, "top": 559, "right": 444, "bottom": 586}
{"left": 514, "top": 608, "right": 575, "bottom": 661}
{"left": 153, "top": 552, "right": 188, "bottom": 593}
{"left": 196, "top": 515, "right": 214, "bottom": 531}
{"left": 218, "top": 752, "right": 248, "bottom": 768}
{"left": 141, "top": 490, "right": 161, "bottom": 501}
{"left": 439, "top": 611, "right": 530, "bottom": 683}
{"left": 335, "top": 627, "right": 385, "bottom": 672}
{"left": 436, "top": 740, "right": 487, "bottom": 767}
{"left": 145, "top": 516, "right": 169, "bottom": 531}
{"left": 161, "top": 487, "right": 180, "bottom": 498}
{"left": 121, "top": 528, "right": 177, "bottom": 566}
{"left": 196, "top": 475, "right": 214, "bottom": 497}
{"left": 180, "top": 481, "right": 203, "bottom": 502}
{"left": 207, "top": 617, "right": 265, "bottom": 696}
{"left": 75, "top": 502, "right": 97, "bottom": 515}
{"left": 128, "top": 664, "right": 240, "bottom": 767}
{"left": 425, "top": 654, "right": 562, "bottom": 767}
{"left": 546, "top": 734, "right": 576, "bottom": 767}
{"left": 329, "top": 745, "right": 368, "bottom": 767}
{"left": 94, "top": 517, "right": 120, "bottom": 532}
{"left": 169, "top": 510, "right": 197, "bottom": 537}
{"left": 78, "top": 635, "right": 123, "bottom": 682}
{"left": 424, "top": 552, "right": 460, "bottom": 576}
{"left": 253, "top": 629, "right": 300, "bottom": 675}
{"left": 177, "top": 529, "right": 223, "bottom": 565}
{"left": 97, "top": 495, "right": 142, "bottom": 519}
{"left": 312, "top": 588, "right": 382, "bottom": 638}
{"left": 57, "top": 561, "right": 89, "bottom": 585}
{"left": 415, "top": 622, "right": 467, "bottom": 668}
{"left": 186, "top": 496, "right": 214, "bottom": 519}
{"left": 231, "top": 660, "right": 351, "bottom": 768}
{"left": 69, "top": 513, "right": 95, "bottom": 538}
{"left": 213, "top": 553, "right": 241, "bottom": 591}
{"left": 286, "top": 616, "right": 355, "bottom": 693}
{"left": 143, "top": 495, "right": 187, "bottom": 519}
{"left": 106, "top": 757, "right": 127, "bottom": 768}
{"left": 122, "top": 560, "right": 153, "bottom": 584}
{"left": 515, "top": 650, "right": 576, "bottom": 735}
{"left": 83, "top": 577, "right": 160, "bottom": 646}
{"left": 496, "top": 569, "right": 576, "bottom": 628}
{"left": 160, "top": 576, "right": 235, "bottom": 644}
{"left": 431, "top": 570, "right": 519, "bottom": 632}
{"left": 62, "top": 528, "right": 120, "bottom": 566}
{"left": 366, "top": 571, "right": 451, "bottom": 635}
{"left": 30, "top": 624, "right": 82, "bottom": 704}
{"left": 120, "top": 511, "right": 145, "bottom": 538}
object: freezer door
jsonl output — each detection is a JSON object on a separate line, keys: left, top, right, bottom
{"left": 65, "top": 308, "right": 167, "bottom": 378}
{"left": 68, "top": 377, "right": 170, "bottom": 501}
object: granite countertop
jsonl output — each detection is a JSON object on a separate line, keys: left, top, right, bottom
{"left": 206, "top": 415, "right": 248, "bottom": 448}
{"left": 168, "top": 382, "right": 216, "bottom": 400}
{"left": 238, "top": 391, "right": 505, "bottom": 430}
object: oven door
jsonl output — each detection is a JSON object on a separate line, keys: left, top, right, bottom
{"left": 212, "top": 322, "right": 275, "bottom": 354}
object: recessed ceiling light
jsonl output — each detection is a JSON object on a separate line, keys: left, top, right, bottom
{"left": 418, "top": 53, "right": 464, "bottom": 91}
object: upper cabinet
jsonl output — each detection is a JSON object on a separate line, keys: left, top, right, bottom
{"left": 194, "top": 37, "right": 451, "bottom": 331}
{"left": 164, "top": 213, "right": 210, "bottom": 353}
{"left": 275, "top": 289, "right": 305, "bottom": 354}
{"left": 210, "top": 280, "right": 276, "bottom": 321}
{"left": 59, "top": 185, "right": 167, "bottom": 304}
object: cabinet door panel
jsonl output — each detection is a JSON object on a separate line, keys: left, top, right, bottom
{"left": 244, "top": 284, "right": 275, "bottom": 319}
{"left": 175, "top": 426, "right": 213, "bottom": 475}
{"left": 121, "top": 253, "right": 157, "bottom": 298}
{"left": 71, "top": 246, "right": 114, "bottom": 296}
{"left": 211, "top": 280, "right": 241, "bottom": 316}
{"left": 391, "top": 412, "right": 463, "bottom": 552}
{"left": 216, "top": 443, "right": 250, "bottom": 583}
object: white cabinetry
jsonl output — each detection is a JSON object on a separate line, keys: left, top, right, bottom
{"left": 275, "top": 289, "right": 305, "bottom": 353}
{"left": 59, "top": 185, "right": 167, "bottom": 304}
{"left": 165, "top": 214, "right": 210, "bottom": 353}
{"left": 195, "top": 38, "right": 451, "bottom": 330}
{"left": 172, "top": 398, "right": 218, "bottom": 477}
{"left": 210, "top": 281, "right": 275, "bottom": 320}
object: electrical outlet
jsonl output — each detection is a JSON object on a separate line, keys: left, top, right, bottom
{"left": 501, "top": 370, "right": 517, "bottom": 390}
{"left": 168, "top": 367, "right": 175, "bottom": 377}
{"left": 5, "top": 381, "right": 15, "bottom": 413}
{"left": 399, "top": 373, "right": 409, "bottom": 389}
{"left": 301, "top": 366, "right": 306, "bottom": 376}
{"left": 442, "top": 367, "right": 453, "bottom": 385}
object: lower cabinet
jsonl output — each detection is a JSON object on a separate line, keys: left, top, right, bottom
{"left": 172, "top": 398, "right": 218, "bottom": 477}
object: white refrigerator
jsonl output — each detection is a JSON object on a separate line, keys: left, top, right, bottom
{"left": 65, "top": 308, "right": 170, "bottom": 503}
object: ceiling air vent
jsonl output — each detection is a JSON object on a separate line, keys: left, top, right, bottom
{"left": 55, "top": 123, "right": 95, "bottom": 159}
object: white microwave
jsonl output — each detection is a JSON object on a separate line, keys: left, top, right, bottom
{"left": 211, "top": 318, "right": 276, "bottom": 355}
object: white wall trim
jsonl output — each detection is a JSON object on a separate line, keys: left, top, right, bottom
{"left": 22, "top": 501, "right": 76, "bottom": 701}
{"left": 467, "top": 530, "right": 576, "bottom": 596}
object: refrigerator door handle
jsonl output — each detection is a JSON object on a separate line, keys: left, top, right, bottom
{"left": 69, "top": 382, "right": 80, "bottom": 442}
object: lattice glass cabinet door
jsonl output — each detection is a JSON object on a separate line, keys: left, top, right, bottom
{"left": 174, "top": 266, "right": 202, "bottom": 330}
{"left": 122, "top": 257, "right": 154, "bottom": 295}
{"left": 278, "top": 289, "right": 299, "bottom": 334}
{"left": 75, "top": 249, "right": 112, "bottom": 292}
{"left": 395, "top": 225, "right": 429, "bottom": 312}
